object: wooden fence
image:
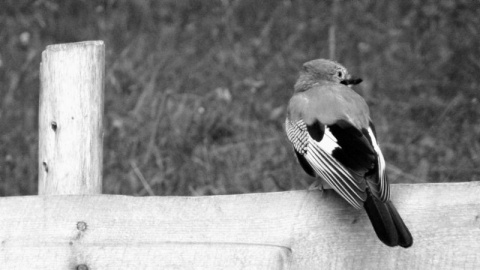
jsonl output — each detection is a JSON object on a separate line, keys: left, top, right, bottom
{"left": 1, "top": 41, "right": 479, "bottom": 270}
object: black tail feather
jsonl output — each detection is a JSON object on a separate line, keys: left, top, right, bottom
{"left": 387, "top": 201, "right": 413, "bottom": 248}
{"left": 364, "top": 194, "right": 413, "bottom": 248}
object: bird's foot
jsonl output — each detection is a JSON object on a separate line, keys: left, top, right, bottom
{"left": 308, "top": 180, "right": 332, "bottom": 193}
{"left": 308, "top": 182, "right": 320, "bottom": 191}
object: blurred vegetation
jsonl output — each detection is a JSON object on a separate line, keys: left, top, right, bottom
{"left": 0, "top": 0, "right": 479, "bottom": 196}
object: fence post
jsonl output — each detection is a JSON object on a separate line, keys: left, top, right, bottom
{"left": 38, "top": 41, "right": 104, "bottom": 195}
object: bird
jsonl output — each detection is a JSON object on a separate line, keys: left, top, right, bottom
{"left": 285, "top": 59, "right": 413, "bottom": 248}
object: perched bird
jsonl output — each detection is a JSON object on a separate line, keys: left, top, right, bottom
{"left": 285, "top": 59, "right": 413, "bottom": 248}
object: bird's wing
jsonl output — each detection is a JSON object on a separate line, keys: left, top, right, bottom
{"left": 286, "top": 118, "right": 390, "bottom": 208}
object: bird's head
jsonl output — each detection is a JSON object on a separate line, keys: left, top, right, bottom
{"left": 294, "top": 59, "right": 362, "bottom": 92}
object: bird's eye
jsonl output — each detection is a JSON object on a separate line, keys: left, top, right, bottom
{"left": 337, "top": 71, "right": 343, "bottom": 78}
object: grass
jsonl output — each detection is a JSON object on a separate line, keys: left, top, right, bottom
{"left": 0, "top": 0, "right": 479, "bottom": 196}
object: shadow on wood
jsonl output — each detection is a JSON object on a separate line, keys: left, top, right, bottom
{"left": 1, "top": 182, "right": 479, "bottom": 269}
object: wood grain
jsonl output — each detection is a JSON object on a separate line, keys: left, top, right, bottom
{"left": 1, "top": 183, "right": 479, "bottom": 269}
{"left": 39, "top": 41, "right": 104, "bottom": 195}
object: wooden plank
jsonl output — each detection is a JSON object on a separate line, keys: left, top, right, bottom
{"left": 1, "top": 182, "right": 479, "bottom": 269}
{"left": 39, "top": 41, "right": 104, "bottom": 195}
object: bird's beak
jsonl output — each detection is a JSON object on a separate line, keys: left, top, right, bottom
{"left": 341, "top": 75, "right": 363, "bottom": 86}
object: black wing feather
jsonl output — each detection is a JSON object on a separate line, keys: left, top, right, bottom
{"left": 328, "top": 121, "right": 376, "bottom": 175}
{"left": 295, "top": 150, "right": 315, "bottom": 177}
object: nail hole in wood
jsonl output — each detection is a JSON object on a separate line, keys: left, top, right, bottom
{"left": 77, "top": 221, "right": 87, "bottom": 231}
{"left": 51, "top": 121, "right": 57, "bottom": 131}
{"left": 42, "top": 161, "right": 48, "bottom": 173}
{"left": 76, "top": 264, "right": 88, "bottom": 270}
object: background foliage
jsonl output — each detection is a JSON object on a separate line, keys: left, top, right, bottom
{"left": 1, "top": 0, "right": 479, "bottom": 196}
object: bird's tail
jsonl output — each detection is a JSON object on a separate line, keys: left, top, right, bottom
{"left": 363, "top": 194, "right": 413, "bottom": 248}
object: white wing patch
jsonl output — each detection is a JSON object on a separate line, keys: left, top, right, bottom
{"left": 367, "top": 127, "right": 390, "bottom": 201}
{"left": 318, "top": 127, "right": 338, "bottom": 153}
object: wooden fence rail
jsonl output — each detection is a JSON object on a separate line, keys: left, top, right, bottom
{"left": 0, "top": 41, "right": 479, "bottom": 269}
{"left": 1, "top": 183, "right": 480, "bottom": 269}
